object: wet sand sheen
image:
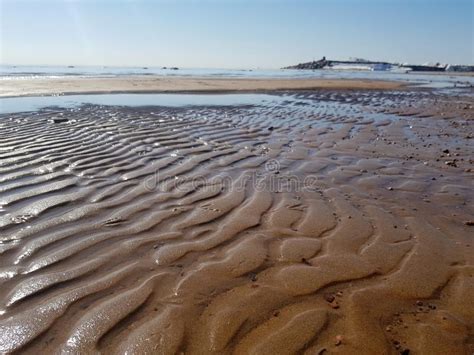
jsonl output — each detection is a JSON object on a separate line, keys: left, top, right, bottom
{"left": 0, "top": 89, "right": 473, "bottom": 354}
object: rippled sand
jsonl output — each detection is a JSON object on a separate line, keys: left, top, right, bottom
{"left": 0, "top": 89, "right": 473, "bottom": 354}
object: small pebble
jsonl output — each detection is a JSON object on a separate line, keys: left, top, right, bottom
{"left": 324, "top": 294, "right": 335, "bottom": 303}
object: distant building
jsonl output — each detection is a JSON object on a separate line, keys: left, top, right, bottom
{"left": 446, "top": 64, "right": 474, "bottom": 72}
{"left": 372, "top": 63, "right": 392, "bottom": 71}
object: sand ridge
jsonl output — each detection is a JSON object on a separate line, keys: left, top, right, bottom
{"left": 0, "top": 89, "right": 472, "bottom": 354}
{"left": 0, "top": 76, "right": 407, "bottom": 98}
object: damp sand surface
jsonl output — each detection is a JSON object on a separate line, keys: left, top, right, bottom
{"left": 0, "top": 88, "right": 473, "bottom": 354}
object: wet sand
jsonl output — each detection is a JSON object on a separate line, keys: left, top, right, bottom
{"left": 0, "top": 88, "right": 473, "bottom": 354}
{"left": 0, "top": 76, "right": 406, "bottom": 97}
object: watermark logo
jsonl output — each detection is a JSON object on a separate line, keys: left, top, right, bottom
{"left": 265, "top": 159, "right": 280, "bottom": 173}
{"left": 141, "top": 159, "right": 319, "bottom": 194}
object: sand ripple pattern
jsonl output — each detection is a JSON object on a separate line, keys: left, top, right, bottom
{"left": 0, "top": 90, "right": 473, "bottom": 354}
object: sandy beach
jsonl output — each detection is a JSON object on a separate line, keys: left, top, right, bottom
{"left": 0, "top": 85, "right": 473, "bottom": 354}
{"left": 0, "top": 76, "right": 407, "bottom": 98}
{"left": 2, "top": 0, "right": 473, "bottom": 351}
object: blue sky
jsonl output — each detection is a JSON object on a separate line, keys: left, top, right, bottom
{"left": 1, "top": 0, "right": 472, "bottom": 68}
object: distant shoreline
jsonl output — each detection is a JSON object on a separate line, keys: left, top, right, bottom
{"left": 0, "top": 76, "right": 408, "bottom": 98}
{"left": 403, "top": 71, "right": 474, "bottom": 77}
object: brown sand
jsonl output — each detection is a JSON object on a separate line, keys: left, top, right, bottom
{"left": 0, "top": 88, "right": 472, "bottom": 354}
{"left": 0, "top": 76, "right": 406, "bottom": 97}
